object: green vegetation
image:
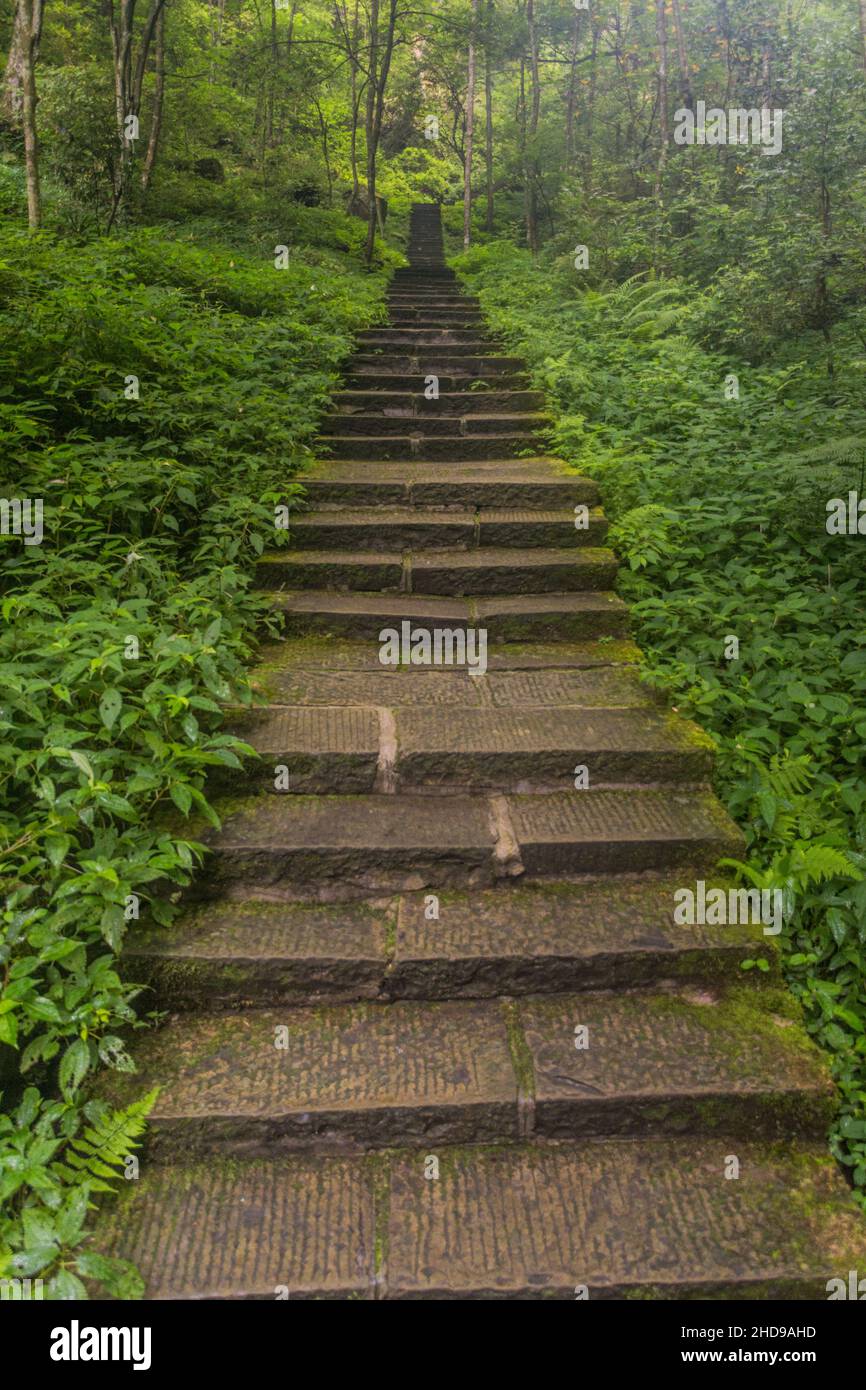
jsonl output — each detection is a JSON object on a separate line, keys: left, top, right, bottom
{"left": 453, "top": 237, "right": 866, "bottom": 1199}
{"left": 0, "top": 216, "right": 391, "bottom": 1293}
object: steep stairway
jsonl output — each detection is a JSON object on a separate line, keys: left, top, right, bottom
{"left": 97, "top": 203, "right": 864, "bottom": 1299}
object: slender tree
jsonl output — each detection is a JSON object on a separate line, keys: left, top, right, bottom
{"left": 463, "top": 0, "right": 479, "bottom": 249}
{"left": 10, "top": 0, "right": 45, "bottom": 229}
{"left": 484, "top": 0, "right": 494, "bottom": 232}
{"left": 654, "top": 0, "right": 669, "bottom": 205}
{"left": 141, "top": 1, "right": 166, "bottom": 192}
{"left": 363, "top": 0, "right": 399, "bottom": 265}
{"left": 670, "top": 0, "right": 693, "bottom": 110}
{"left": 106, "top": 0, "right": 168, "bottom": 230}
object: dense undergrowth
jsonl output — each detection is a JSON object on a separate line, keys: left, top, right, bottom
{"left": 454, "top": 240, "right": 866, "bottom": 1203}
{"left": 0, "top": 209, "right": 393, "bottom": 1296}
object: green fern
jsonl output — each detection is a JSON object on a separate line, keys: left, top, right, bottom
{"left": 762, "top": 751, "right": 814, "bottom": 800}
{"left": 790, "top": 844, "right": 864, "bottom": 886}
{"left": 59, "top": 1088, "right": 159, "bottom": 1193}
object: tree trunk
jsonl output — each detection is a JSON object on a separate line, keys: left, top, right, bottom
{"left": 654, "top": 0, "right": 669, "bottom": 206}
{"left": 363, "top": 0, "right": 398, "bottom": 266}
{"left": 315, "top": 99, "right": 334, "bottom": 204}
{"left": 585, "top": 20, "right": 599, "bottom": 195}
{"left": 670, "top": 0, "right": 693, "bottom": 110}
{"left": 484, "top": 0, "right": 494, "bottom": 232}
{"left": 348, "top": 0, "right": 362, "bottom": 207}
{"left": 565, "top": 8, "right": 582, "bottom": 169}
{"left": 19, "top": 0, "right": 43, "bottom": 229}
{"left": 4, "top": 0, "right": 44, "bottom": 122}
{"left": 463, "top": 0, "right": 478, "bottom": 250}
{"left": 107, "top": 0, "right": 167, "bottom": 231}
{"left": 141, "top": 2, "right": 165, "bottom": 192}
{"left": 524, "top": 0, "right": 540, "bottom": 253}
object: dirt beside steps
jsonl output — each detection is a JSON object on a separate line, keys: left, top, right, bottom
{"left": 96, "top": 202, "right": 865, "bottom": 1300}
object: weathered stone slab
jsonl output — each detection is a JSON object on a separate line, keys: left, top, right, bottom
{"left": 410, "top": 546, "right": 618, "bottom": 595}
{"left": 292, "top": 508, "right": 476, "bottom": 551}
{"left": 109, "top": 1000, "right": 518, "bottom": 1156}
{"left": 272, "top": 590, "right": 472, "bottom": 638}
{"left": 386, "top": 1140, "right": 864, "bottom": 1298}
{"left": 255, "top": 666, "right": 487, "bottom": 706}
{"left": 203, "top": 792, "right": 496, "bottom": 891}
{"left": 506, "top": 787, "right": 743, "bottom": 874}
{"left": 479, "top": 506, "right": 608, "bottom": 546}
{"left": 519, "top": 988, "right": 836, "bottom": 1139}
{"left": 391, "top": 880, "right": 768, "bottom": 997}
{"left": 227, "top": 705, "right": 380, "bottom": 791}
{"left": 485, "top": 665, "right": 652, "bottom": 704}
{"left": 125, "top": 897, "right": 392, "bottom": 1008}
{"left": 475, "top": 592, "right": 629, "bottom": 640}
{"left": 392, "top": 706, "right": 714, "bottom": 788}
{"left": 98, "top": 1156, "right": 377, "bottom": 1299}
{"left": 256, "top": 550, "right": 404, "bottom": 592}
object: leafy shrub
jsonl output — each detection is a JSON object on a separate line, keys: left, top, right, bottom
{"left": 0, "top": 215, "right": 388, "bottom": 1295}
{"left": 455, "top": 240, "right": 866, "bottom": 1197}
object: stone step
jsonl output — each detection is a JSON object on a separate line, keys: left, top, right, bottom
{"left": 347, "top": 354, "right": 526, "bottom": 375}
{"left": 253, "top": 634, "right": 641, "bottom": 691}
{"left": 318, "top": 434, "right": 543, "bottom": 462}
{"left": 357, "top": 328, "right": 496, "bottom": 346}
{"left": 410, "top": 546, "right": 618, "bottom": 594}
{"left": 98, "top": 986, "right": 832, "bottom": 1159}
{"left": 318, "top": 412, "right": 551, "bottom": 438}
{"left": 356, "top": 342, "right": 498, "bottom": 358}
{"left": 257, "top": 547, "right": 618, "bottom": 596}
{"left": 387, "top": 294, "right": 480, "bottom": 308}
{"left": 123, "top": 878, "right": 771, "bottom": 1010}
{"left": 333, "top": 390, "right": 546, "bottom": 415}
{"left": 342, "top": 372, "right": 532, "bottom": 391}
{"left": 252, "top": 643, "right": 646, "bottom": 703}
{"left": 94, "top": 1136, "right": 864, "bottom": 1298}
{"left": 299, "top": 461, "right": 599, "bottom": 509}
{"left": 289, "top": 507, "right": 608, "bottom": 550}
{"left": 270, "top": 589, "right": 629, "bottom": 642}
{"left": 225, "top": 703, "right": 715, "bottom": 793}
{"left": 388, "top": 309, "right": 484, "bottom": 325}
{"left": 190, "top": 785, "right": 740, "bottom": 893}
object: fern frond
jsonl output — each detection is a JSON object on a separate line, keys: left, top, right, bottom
{"left": 64, "top": 1088, "right": 159, "bottom": 1192}
{"left": 791, "top": 845, "right": 863, "bottom": 885}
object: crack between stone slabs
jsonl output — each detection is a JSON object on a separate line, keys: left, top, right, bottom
{"left": 374, "top": 707, "right": 399, "bottom": 794}
{"left": 501, "top": 998, "right": 536, "bottom": 1140}
{"left": 488, "top": 793, "right": 524, "bottom": 879}
{"left": 370, "top": 1153, "right": 391, "bottom": 1301}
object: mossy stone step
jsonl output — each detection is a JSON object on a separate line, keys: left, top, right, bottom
{"left": 221, "top": 703, "right": 715, "bottom": 793}
{"left": 332, "top": 389, "right": 546, "bottom": 414}
{"left": 299, "top": 459, "right": 599, "bottom": 508}
{"left": 187, "top": 785, "right": 740, "bottom": 893}
{"left": 124, "top": 878, "right": 773, "bottom": 1010}
{"left": 94, "top": 1138, "right": 864, "bottom": 1299}
{"left": 269, "top": 588, "right": 629, "bottom": 641}
{"left": 256, "top": 546, "right": 618, "bottom": 596}
{"left": 319, "top": 411, "right": 551, "bottom": 438}
{"left": 317, "top": 433, "right": 543, "bottom": 462}
{"left": 251, "top": 634, "right": 642, "bottom": 683}
{"left": 289, "top": 506, "right": 608, "bottom": 551}
{"left": 99, "top": 986, "right": 833, "bottom": 1159}
{"left": 347, "top": 354, "right": 526, "bottom": 375}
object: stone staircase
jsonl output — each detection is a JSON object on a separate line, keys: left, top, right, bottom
{"left": 98, "top": 203, "right": 864, "bottom": 1299}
